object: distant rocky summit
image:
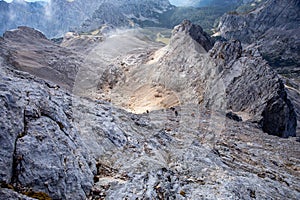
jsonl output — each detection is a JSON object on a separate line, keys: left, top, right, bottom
{"left": 79, "top": 0, "right": 173, "bottom": 33}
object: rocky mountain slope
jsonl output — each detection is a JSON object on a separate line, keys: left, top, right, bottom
{"left": 69, "top": 19, "right": 296, "bottom": 138}
{"left": 0, "top": 26, "right": 82, "bottom": 91}
{"left": 0, "top": 21, "right": 299, "bottom": 199}
{"left": 218, "top": 0, "right": 300, "bottom": 75}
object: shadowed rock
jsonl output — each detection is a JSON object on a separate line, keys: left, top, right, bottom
{"left": 209, "top": 40, "right": 296, "bottom": 137}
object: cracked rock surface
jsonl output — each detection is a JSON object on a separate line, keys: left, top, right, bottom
{"left": 0, "top": 58, "right": 95, "bottom": 199}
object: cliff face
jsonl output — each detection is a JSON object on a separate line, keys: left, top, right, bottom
{"left": 0, "top": 56, "right": 96, "bottom": 199}
{"left": 209, "top": 41, "right": 296, "bottom": 138}
{"left": 218, "top": 0, "right": 300, "bottom": 72}
{"left": 0, "top": 1, "right": 47, "bottom": 35}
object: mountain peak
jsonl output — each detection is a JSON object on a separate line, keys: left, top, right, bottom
{"left": 172, "top": 20, "right": 213, "bottom": 51}
{"left": 3, "top": 26, "right": 48, "bottom": 42}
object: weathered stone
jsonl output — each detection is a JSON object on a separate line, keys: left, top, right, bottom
{"left": 208, "top": 40, "right": 297, "bottom": 137}
{"left": 0, "top": 59, "right": 95, "bottom": 199}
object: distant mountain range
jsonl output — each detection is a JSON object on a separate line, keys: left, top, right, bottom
{"left": 0, "top": 0, "right": 173, "bottom": 37}
{"left": 0, "top": 0, "right": 266, "bottom": 38}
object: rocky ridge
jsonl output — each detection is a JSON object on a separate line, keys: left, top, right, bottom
{"left": 77, "top": 20, "right": 296, "bottom": 137}
{"left": 217, "top": 0, "right": 300, "bottom": 137}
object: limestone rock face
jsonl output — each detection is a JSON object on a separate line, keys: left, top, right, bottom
{"left": 218, "top": 0, "right": 300, "bottom": 72}
{"left": 0, "top": 58, "right": 95, "bottom": 199}
{"left": 283, "top": 77, "right": 300, "bottom": 136}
